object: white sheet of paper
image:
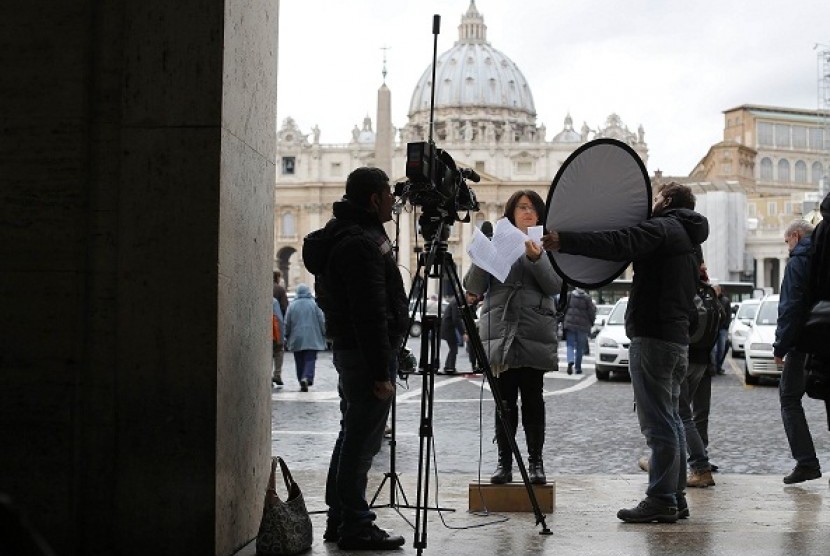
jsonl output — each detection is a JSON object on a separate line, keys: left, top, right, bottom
{"left": 466, "top": 218, "right": 528, "bottom": 282}
{"left": 527, "top": 225, "right": 543, "bottom": 245}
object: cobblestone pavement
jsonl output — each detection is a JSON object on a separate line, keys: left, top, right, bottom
{"left": 271, "top": 339, "right": 830, "bottom": 477}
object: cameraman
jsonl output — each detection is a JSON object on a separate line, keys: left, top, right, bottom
{"left": 304, "top": 167, "right": 408, "bottom": 550}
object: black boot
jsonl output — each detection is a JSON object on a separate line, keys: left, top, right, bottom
{"left": 523, "top": 407, "right": 547, "bottom": 485}
{"left": 491, "top": 408, "right": 517, "bottom": 484}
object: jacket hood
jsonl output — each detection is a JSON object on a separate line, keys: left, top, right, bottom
{"left": 791, "top": 235, "right": 812, "bottom": 257}
{"left": 296, "top": 284, "right": 313, "bottom": 298}
{"left": 665, "top": 208, "right": 709, "bottom": 245}
{"left": 332, "top": 197, "right": 381, "bottom": 226}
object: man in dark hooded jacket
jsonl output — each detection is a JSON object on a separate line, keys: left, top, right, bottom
{"left": 543, "top": 182, "right": 709, "bottom": 524}
{"left": 303, "top": 167, "right": 408, "bottom": 550}
{"left": 773, "top": 219, "right": 821, "bottom": 485}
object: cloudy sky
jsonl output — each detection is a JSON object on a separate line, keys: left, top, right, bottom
{"left": 277, "top": 0, "right": 829, "bottom": 176}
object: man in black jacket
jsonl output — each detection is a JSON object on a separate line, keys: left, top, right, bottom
{"left": 303, "top": 167, "right": 408, "bottom": 550}
{"left": 774, "top": 219, "right": 821, "bottom": 485}
{"left": 543, "top": 182, "right": 709, "bottom": 523}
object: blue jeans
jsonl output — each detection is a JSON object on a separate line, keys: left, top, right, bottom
{"left": 629, "top": 337, "right": 689, "bottom": 507}
{"left": 679, "top": 362, "right": 710, "bottom": 472}
{"left": 565, "top": 329, "right": 588, "bottom": 371}
{"left": 325, "top": 349, "right": 395, "bottom": 535}
{"left": 779, "top": 351, "right": 820, "bottom": 469}
{"left": 293, "top": 350, "right": 317, "bottom": 384}
{"left": 710, "top": 329, "right": 728, "bottom": 370}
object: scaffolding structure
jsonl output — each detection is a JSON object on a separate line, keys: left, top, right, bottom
{"left": 819, "top": 44, "right": 830, "bottom": 196}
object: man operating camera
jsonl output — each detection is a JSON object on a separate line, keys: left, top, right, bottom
{"left": 302, "top": 167, "right": 409, "bottom": 550}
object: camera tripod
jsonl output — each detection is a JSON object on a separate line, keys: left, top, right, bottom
{"left": 405, "top": 218, "right": 552, "bottom": 556}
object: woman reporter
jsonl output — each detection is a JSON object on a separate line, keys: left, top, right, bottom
{"left": 463, "top": 190, "right": 562, "bottom": 484}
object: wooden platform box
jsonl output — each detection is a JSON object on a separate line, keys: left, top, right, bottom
{"left": 468, "top": 481, "right": 555, "bottom": 513}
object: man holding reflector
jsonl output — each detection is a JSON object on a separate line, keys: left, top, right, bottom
{"left": 542, "top": 182, "right": 708, "bottom": 524}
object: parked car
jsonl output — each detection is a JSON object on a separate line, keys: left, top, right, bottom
{"left": 728, "top": 299, "right": 760, "bottom": 358}
{"left": 594, "top": 298, "right": 629, "bottom": 381}
{"left": 408, "top": 296, "right": 448, "bottom": 337}
{"left": 744, "top": 294, "right": 780, "bottom": 385}
{"left": 590, "top": 304, "right": 615, "bottom": 338}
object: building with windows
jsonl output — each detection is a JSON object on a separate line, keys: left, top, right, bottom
{"left": 679, "top": 104, "right": 829, "bottom": 291}
{"left": 274, "top": 1, "right": 647, "bottom": 290}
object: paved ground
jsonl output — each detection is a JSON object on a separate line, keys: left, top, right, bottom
{"left": 243, "top": 341, "right": 830, "bottom": 555}
{"left": 270, "top": 340, "right": 830, "bottom": 477}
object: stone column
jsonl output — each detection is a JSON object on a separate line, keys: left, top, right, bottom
{"left": 0, "top": 2, "right": 278, "bottom": 554}
{"left": 755, "top": 257, "right": 766, "bottom": 291}
{"left": 778, "top": 257, "right": 789, "bottom": 290}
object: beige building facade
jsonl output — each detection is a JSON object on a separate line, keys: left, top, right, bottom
{"left": 663, "top": 104, "right": 829, "bottom": 291}
{"left": 275, "top": 1, "right": 647, "bottom": 291}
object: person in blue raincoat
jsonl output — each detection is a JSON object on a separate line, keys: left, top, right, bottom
{"left": 284, "top": 284, "right": 327, "bottom": 391}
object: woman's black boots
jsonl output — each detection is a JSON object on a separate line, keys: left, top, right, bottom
{"left": 490, "top": 408, "right": 518, "bottom": 484}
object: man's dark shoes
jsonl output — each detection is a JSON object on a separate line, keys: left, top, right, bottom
{"left": 300, "top": 378, "right": 309, "bottom": 392}
{"left": 337, "top": 524, "right": 405, "bottom": 550}
{"left": 567, "top": 363, "right": 574, "bottom": 375}
{"left": 323, "top": 522, "right": 340, "bottom": 543}
{"left": 676, "top": 495, "right": 689, "bottom": 519}
{"left": 617, "top": 500, "right": 678, "bottom": 523}
{"left": 783, "top": 465, "right": 822, "bottom": 484}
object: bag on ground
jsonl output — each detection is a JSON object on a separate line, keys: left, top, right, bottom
{"left": 255, "top": 456, "right": 313, "bottom": 556}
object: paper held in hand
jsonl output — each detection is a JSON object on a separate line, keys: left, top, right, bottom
{"left": 466, "top": 218, "right": 543, "bottom": 282}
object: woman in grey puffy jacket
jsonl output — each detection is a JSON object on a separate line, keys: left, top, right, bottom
{"left": 463, "top": 190, "right": 563, "bottom": 484}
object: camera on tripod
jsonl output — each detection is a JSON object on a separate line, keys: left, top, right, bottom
{"left": 393, "top": 141, "right": 480, "bottom": 229}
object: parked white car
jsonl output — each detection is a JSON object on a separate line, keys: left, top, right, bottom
{"left": 728, "top": 299, "right": 761, "bottom": 358}
{"left": 744, "top": 294, "right": 781, "bottom": 385}
{"left": 590, "top": 304, "right": 615, "bottom": 338}
{"left": 594, "top": 298, "right": 629, "bottom": 381}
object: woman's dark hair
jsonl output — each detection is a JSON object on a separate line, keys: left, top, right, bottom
{"left": 503, "top": 190, "right": 546, "bottom": 227}
{"left": 345, "top": 167, "right": 389, "bottom": 207}
{"left": 658, "top": 182, "right": 696, "bottom": 210}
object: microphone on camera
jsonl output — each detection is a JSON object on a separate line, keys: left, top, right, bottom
{"left": 461, "top": 168, "right": 481, "bottom": 183}
{"left": 480, "top": 220, "right": 493, "bottom": 239}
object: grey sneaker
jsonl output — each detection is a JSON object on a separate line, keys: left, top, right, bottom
{"left": 637, "top": 456, "right": 649, "bottom": 472}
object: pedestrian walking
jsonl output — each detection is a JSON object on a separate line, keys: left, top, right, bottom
{"left": 464, "top": 291, "right": 483, "bottom": 372}
{"left": 284, "top": 284, "right": 327, "bottom": 392}
{"left": 774, "top": 219, "right": 822, "bottom": 484}
{"left": 709, "top": 284, "right": 732, "bottom": 374}
{"left": 563, "top": 287, "right": 596, "bottom": 375}
{"left": 272, "top": 297, "right": 286, "bottom": 386}
{"left": 543, "top": 181, "right": 708, "bottom": 523}
{"left": 464, "top": 190, "right": 563, "bottom": 486}
{"left": 681, "top": 258, "right": 724, "bottom": 488}
{"left": 440, "top": 297, "right": 464, "bottom": 373}
{"left": 273, "top": 269, "right": 289, "bottom": 316}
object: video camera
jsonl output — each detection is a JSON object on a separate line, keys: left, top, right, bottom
{"left": 393, "top": 141, "right": 480, "bottom": 243}
{"left": 394, "top": 141, "right": 480, "bottom": 213}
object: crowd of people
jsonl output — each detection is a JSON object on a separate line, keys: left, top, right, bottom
{"left": 274, "top": 166, "right": 827, "bottom": 548}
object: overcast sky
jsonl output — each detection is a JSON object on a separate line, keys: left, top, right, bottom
{"left": 277, "top": 0, "right": 829, "bottom": 176}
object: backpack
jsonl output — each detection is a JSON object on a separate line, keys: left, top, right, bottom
{"left": 302, "top": 223, "right": 362, "bottom": 314}
{"left": 805, "top": 354, "right": 830, "bottom": 431}
{"left": 689, "top": 282, "right": 723, "bottom": 349}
